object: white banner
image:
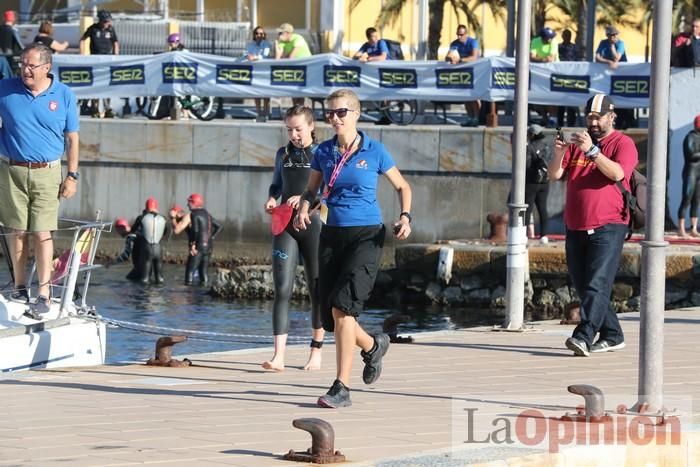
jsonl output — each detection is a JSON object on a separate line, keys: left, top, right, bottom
{"left": 50, "top": 52, "right": 652, "bottom": 108}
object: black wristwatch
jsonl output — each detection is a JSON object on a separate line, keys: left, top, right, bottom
{"left": 67, "top": 171, "right": 80, "bottom": 181}
{"left": 399, "top": 211, "right": 412, "bottom": 223}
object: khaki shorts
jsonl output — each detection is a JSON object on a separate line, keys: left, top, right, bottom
{"left": 0, "top": 159, "right": 62, "bottom": 232}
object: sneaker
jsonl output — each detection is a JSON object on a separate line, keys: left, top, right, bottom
{"left": 590, "top": 340, "right": 626, "bottom": 353}
{"left": 317, "top": 379, "right": 352, "bottom": 408}
{"left": 9, "top": 287, "right": 29, "bottom": 303}
{"left": 565, "top": 337, "right": 590, "bottom": 357}
{"left": 103, "top": 108, "right": 116, "bottom": 119}
{"left": 33, "top": 295, "right": 51, "bottom": 315}
{"left": 361, "top": 333, "right": 390, "bottom": 384}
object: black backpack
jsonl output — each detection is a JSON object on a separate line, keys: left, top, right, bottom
{"left": 382, "top": 39, "right": 404, "bottom": 60}
{"left": 616, "top": 170, "right": 646, "bottom": 235}
{"left": 526, "top": 140, "right": 550, "bottom": 184}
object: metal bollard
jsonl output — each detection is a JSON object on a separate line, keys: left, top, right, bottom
{"left": 486, "top": 212, "right": 508, "bottom": 242}
{"left": 562, "top": 384, "right": 612, "bottom": 423}
{"left": 383, "top": 314, "right": 414, "bottom": 344}
{"left": 283, "top": 418, "right": 345, "bottom": 464}
{"left": 560, "top": 302, "right": 581, "bottom": 325}
{"left": 146, "top": 336, "right": 192, "bottom": 367}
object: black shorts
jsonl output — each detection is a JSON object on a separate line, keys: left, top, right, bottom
{"left": 318, "top": 224, "right": 385, "bottom": 332}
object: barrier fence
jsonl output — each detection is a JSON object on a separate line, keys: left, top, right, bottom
{"left": 50, "top": 52, "right": 654, "bottom": 107}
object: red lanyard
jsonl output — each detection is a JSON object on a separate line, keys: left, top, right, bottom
{"left": 326, "top": 134, "right": 360, "bottom": 194}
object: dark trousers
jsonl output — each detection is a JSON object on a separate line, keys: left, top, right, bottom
{"left": 565, "top": 223, "right": 628, "bottom": 346}
{"left": 524, "top": 183, "right": 549, "bottom": 236}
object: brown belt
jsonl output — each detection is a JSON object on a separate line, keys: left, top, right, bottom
{"left": 8, "top": 160, "right": 53, "bottom": 168}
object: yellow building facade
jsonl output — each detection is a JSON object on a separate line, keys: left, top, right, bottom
{"left": 8, "top": 0, "right": 649, "bottom": 61}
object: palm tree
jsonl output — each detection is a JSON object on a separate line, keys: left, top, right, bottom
{"left": 350, "top": 0, "right": 506, "bottom": 59}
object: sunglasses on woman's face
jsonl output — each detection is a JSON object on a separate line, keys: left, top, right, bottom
{"left": 325, "top": 108, "right": 355, "bottom": 119}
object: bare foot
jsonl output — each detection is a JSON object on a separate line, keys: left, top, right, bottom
{"left": 262, "top": 357, "right": 285, "bottom": 371}
{"left": 302, "top": 349, "right": 322, "bottom": 371}
{"left": 691, "top": 230, "right": 700, "bottom": 238}
{"left": 678, "top": 229, "right": 689, "bottom": 238}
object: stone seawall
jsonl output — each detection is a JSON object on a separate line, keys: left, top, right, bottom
{"left": 211, "top": 239, "right": 700, "bottom": 319}
{"left": 60, "top": 119, "right": 649, "bottom": 247}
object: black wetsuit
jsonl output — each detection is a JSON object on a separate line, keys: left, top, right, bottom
{"left": 524, "top": 136, "right": 550, "bottom": 236}
{"left": 678, "top": 129, "right": 700, "bottom": 220}
{"left": 115, "top": 232, "right": 148, "bottom": 281}
{"left": 132, "top": 211, "right": 168, "bottom": 284}
{"left": 268, "top": 142, "right": 322, "bottom": 335}
{"left": 185, "top": 208, "right": 222, "bottom": 285}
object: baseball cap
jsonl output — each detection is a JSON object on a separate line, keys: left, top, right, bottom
{"left": 585, "top": 94, "right": 615, "bottom": 115}
{"left": 4, "top": 10, "right": 16, "bottom": 22}
{"left": 605, "top": 25, "right": 619, "bottom": 36}
{"left": 277, "top": 23, "right": 294, "bottom": 34}
{"left": 540, "top": 27, "right": 556, "bottom": 39}
{"left": 97, "top": 10, "right": 112, "bottom": 22}
{"left": 695, "top": 115, "right": 700, "bottom": 130}
{"left": 527, "top": 124, "right": 544, "bottom": 136}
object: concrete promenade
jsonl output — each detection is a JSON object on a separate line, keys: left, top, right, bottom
{"left": 1, "top": 308, "right": 698, "bottom": 466}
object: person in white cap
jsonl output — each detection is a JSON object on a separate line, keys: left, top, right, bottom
{"left": 275, "top": 22, "right": 311, "bottom": 106}
{"left": 549, "top": 94, "right": 638, "bottom": 357}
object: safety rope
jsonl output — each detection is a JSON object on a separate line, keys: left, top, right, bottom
{"left": 87, "top": 314, "right": 333, "bottom": 345}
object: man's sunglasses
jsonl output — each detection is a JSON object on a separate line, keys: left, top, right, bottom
{"left": 325, "top": 108, "right": 356, "bottom": 119}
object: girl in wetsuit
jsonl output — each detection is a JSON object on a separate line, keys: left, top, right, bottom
{"left": 262, "top": 105, "right": 324, "bottom": 371}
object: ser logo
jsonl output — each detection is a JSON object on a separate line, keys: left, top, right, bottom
{"left": 323, "top": 66, "right": 361, "bottom": 87}
{"left": 491, "top": 67, "right": 517, "bottom": 89}
{"left": 216, "top": 65, "right": 253, "bottom": 85}
{"left": 550, "top": 73, "right": 590, "bottom": 93}
{"left": 58, "top": 67, "right": 93, "bottom": 87}
{"left": 110, "top": 65, "right": 145, "bottom": 85}
{"left": 271, "top": 66, "right": 306, "bottom": 86}
{"left": 379, "top": 69, "right": 417, "bottom": 88}
{"left": 610, "top": 76, "right": 650, "bottom": 98}
{"left": 162, "top": 63, "right": 198, "bottom": 83}
{"left": 436, "top": 69, "right": 474, "bottom": 89}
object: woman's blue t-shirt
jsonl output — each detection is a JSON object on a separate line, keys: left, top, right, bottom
{"left": 311, "top": 131, "right": 395, "bottom": 227}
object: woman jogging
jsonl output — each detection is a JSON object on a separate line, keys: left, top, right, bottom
{"left": 294, "top": 89, "right": 412, "bottom": 408}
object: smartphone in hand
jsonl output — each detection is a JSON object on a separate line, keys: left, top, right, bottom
{"left": 556, "top": 127, "right": 567, "bottom": 143}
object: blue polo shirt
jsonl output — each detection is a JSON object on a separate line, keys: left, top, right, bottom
{"left": 311, "top": 131, "right": 395, "bottom": 227}
{"left": 358, "top": 39, "right": 391, "bottom": 59}
{"left": 448, "top": 37, "right": 479, "bottom": 59}
{"left": 0, "top": 75, "right": 79, "bottom": 163}
{"left": 596, "top": 39, "right": 627, "bottom": 62}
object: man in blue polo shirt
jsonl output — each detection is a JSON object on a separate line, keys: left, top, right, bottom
{"left": 353, "top": 27, "right": 390, "bottom": 62}
{"left": 446, "top": 25, "right": 481, "bottom": 127}
{"left": 0, "top": 43, "right": 80, "bottom": 315}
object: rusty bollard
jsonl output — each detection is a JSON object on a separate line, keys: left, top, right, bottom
{"left": 560, "top": 302, "right": 581, "bottom": 325}
{"left": 561, "top": 384, "right": 612, "bottom": 423}
{"left": 383, "top": 314, "right": 414, "bottom": 344}
{"left": 283, "top": 418, "right": 345, "bottom": 464}
{"left": 486, "top": 212, "right": 508, "bottom": 242}
{"left": 146, "top": 336, "right": 192, "bottom": 367}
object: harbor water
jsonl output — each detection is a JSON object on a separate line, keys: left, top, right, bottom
{"left": 1, "top": 261, "right": 506, "bottom": 364}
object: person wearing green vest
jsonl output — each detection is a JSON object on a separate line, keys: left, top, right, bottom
{"left": 275, "top": 23, "right": 312, "bottom": 106}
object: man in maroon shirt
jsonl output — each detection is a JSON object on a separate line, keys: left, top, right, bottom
{"left": 549, "top": 94, "right": 638, "bottom": 357}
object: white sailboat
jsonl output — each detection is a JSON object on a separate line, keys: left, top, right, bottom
{"left": 0, "top": 219, "right": 109, "bottom": 373}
